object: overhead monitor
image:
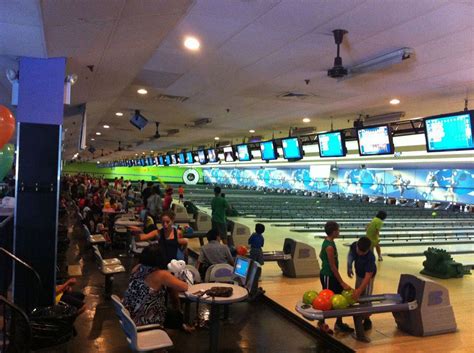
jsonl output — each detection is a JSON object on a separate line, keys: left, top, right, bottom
{"left": 158, "top": 156, "right": 164, "bottom": 166}
{"left": 357, "top": 125, "right": 394, "bottom": 156}
{"left": 260, "top": 140, "right": 278, "bottom": 161}
{"left": 282, "top": 137, "right": 303, "bottom": 160}
{"left": 236, "top": 144, "right": 251, "bottom": 161}
{"left": 424, "top": 110, "right": 474, "bottom": 152}
{"left": 233, "top": 256, "right": 251, "bottom": 286}
{"left": 197, "top": 150, "right": 207, "bottom": 164}
{"left": 223, "top": 146, "right": 236, "bottom": 162}
{"left": 129, "top": 111, "right": 149, "bottom": 130}
{"left": 164, "top": 154, "right": 171, "bottom": 166}
{"left": 317, "top": 131, "right": 346, "bottom": 157}
{"left": 170, "top": 154, "right": 177, "bottom": 165}
{"left": 186, "top": 151, "right": 194, "bottom": 164}
{"left": 178, "top": 152, "right": 186, "bottom": 164}
{"left": 207, "top": 148, "right": 218, "bottom": 163}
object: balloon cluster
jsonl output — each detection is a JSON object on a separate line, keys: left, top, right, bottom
{"left": 303, "top": 289, "right": 356, "bottom": 311}
{"left": 0, "top": 105, "right": 15, "bottom": 181}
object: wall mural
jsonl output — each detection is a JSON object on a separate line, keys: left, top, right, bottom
{"left": 203, "top": 167, "right": 474, "bottom": 204}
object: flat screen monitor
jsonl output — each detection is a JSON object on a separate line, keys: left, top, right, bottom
{"left": 170, "top": 154, "right": 177, "bottom": 164}
{"left": 236, "top": 144, "right": 251, "bottom": 161}
{"left": 260, "top": 140, "right": 278, "bottom": 161}
{"left": 186, "top": 151, "right": 194, "bottom": 164}
{"left": 282, "top": 137, "right": 303, "bottom": 160}
{"left": 207, "top": 148, "right": 218, "bottom": 163}
{"left": 357, "top": 125, "right": 394, "bottom": 156}
{"left": 424, "top": 111, "right": 474, "bottom": 152}
{"left": 197, "top": 150, "right": 207, "bottom": 164}
{"left": 223, "top": 146, "right": 236, "bottom": 162}
{"left": 233, "top": 256, "right": 251, "bottom": 285}
{"left": 178, "top": 152, "right": 186, "bottom": 164}
{"left": 158, "top": 156, "right": 164, "bottom": 165}
{"left": 164, "top": 155, "right": 171, "bottom": 166}
{"left": 129, "top": 112, "right": 149, "bottom": 130}
{"left": 318, "top": 131, "right": 346, "bottom": 157}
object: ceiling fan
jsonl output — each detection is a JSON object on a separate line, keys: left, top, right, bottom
{"left": 326, "top": 29, "right": 414, "bottom": 80}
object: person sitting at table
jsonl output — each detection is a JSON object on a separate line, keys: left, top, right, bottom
{"left": 196, "top": 228, "right": 234, "bottom": 279}
{"left": 133, "top": 210, "right": 188, "bottom": 264}
{"left": 122, "top": 244, "right": 192, "bottom": 331}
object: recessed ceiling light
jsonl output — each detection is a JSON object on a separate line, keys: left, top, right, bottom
{"left": 103, "top": 125, "right": 110, "bottom": 129}
{"left": 95, "top": 132, "right": 101, "bottom": 136}
{"left": 137, "top": 88, "right": 148, "bottom": 95}
{"left": 184, "top": 36, "right": 200, "bottom": 51}
{"left": 115, "top": 112, "right": 123, "bottom": 116}
{"left": 390, "top": 98, "right": 400, "bottom": 105}
{"left": 249, "top": 129, "right": 255, "bottom": 133}
{"left": 302, "top": 118, "right": 311, "bottom": 123}
{"left": 150, "top": 150, "right": 154, "bottom": 153}
{"left": 135, "top": 153, "right": 138, "bottom": 156}
{"left": 214, "top": 136, "right": 220, "bottom": 140}
{"left": 142, "top": 152, "right": 146, "bottom": 154}
{"left": 91, "top": 138, "right": 95, "bottom": 141}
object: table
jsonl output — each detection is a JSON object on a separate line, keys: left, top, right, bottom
{"left": 114, "top": 219, "right": 142, "bottom": 227}
{"left": 185, "top": 283, "right": 248, "bottom": 353}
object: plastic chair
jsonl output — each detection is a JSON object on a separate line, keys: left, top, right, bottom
{"left": 205, "top": 264, "right": 234, "bottom": 283}
{"left": 185, "top": 265, "right": 201, "bottom": 283}
{"left": 120, "top": 308, "right": 173, "bottom": 352}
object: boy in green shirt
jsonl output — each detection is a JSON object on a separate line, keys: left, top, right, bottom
{"left": 211, "top": 186, "right": 230, "bottom": 244}
{"left": 319, "top": 221, "right": 353, "bottom": 333}
{"left": 365, "top": 210, "right": 387, "bottom": 261}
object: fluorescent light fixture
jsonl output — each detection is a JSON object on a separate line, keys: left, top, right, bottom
{"left": 115, "top": 112, "right": 123, "bottom": 116}
{"left": 346, "top": 47, "right": 414, "bottom": 77}
{"left": 249, "top": 129, "right": 255, "bottom": 133}
{"left": 137, "top": 88, "right": 148, "bottom": 95}
{"left": 103, "top": 125, "right": 110, "bottom": 129}
{"left": 302, "top": 118, "right": 311, "bottom": 123}
{"left": 95, "top": 132, "right": 101, "bottom": 135}
{"left": 390, "top": 98, "right": 400, "bottom": 105}
{"left": 214, "top": 137, "right": 220, "bottom": 140}
{"left": 91, "top": 138, "right": 95, "bottom": 141}
{"left": 184, "top": 36, "right": 200, "bottom": 50}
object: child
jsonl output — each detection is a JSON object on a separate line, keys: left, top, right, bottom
{"left": 319, "top": 221, "right": 353, "bottom": 333}
{"left": 248, "top": 223, "right": 265, "bottom": 265}
{"left": 365, "top": 210, "right": 387, "bottom": 261}
{"left": 347, "top": 237, "right": 377, "bottom": 341}
{"left": 178, "top": 185, "right": 185, "bottom": 202}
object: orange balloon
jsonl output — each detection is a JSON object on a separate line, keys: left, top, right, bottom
{"left": 0, "top": 106, "right": 15, "bottom": 149}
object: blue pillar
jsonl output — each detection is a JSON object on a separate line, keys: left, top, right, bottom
{"left": 14, "top": 57, "right": 65, "bottom": 310}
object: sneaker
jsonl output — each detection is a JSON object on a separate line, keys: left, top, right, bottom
{"left": 363, "top": 318, "right": 372, "bottom": 331}
{"left": 334, "top": 322, "right": 354, "bottom": 333}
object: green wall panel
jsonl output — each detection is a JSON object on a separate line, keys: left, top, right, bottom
{"left": 63, "top": 162, "right": 203, "bottom": 184}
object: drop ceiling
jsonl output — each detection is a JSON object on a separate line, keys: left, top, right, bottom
{"left": 0, "top": 0, "right": 473, "bottom": 161}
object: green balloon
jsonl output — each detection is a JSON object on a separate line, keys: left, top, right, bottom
{"left": 0, "top": 143, "right": 14, "bottom": 181}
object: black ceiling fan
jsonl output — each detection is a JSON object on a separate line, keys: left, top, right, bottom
{"left": 327, "top": 29, "right": 349, "bottom": 78}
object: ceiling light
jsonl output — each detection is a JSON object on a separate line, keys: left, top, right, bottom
{"left": 184, "top": 36, "right": 200, "bottom": 50}
{"left": 150, "top": 150, "right": 154, "bottom": 153}
{"left": 137, "top": 88, "right": 148, "bottom": 95}
{"left": 249, "top": 129, "right": 255, "bottom": 133}
{"left": 115, "top": 112, "right": 123, "bottom": 116}
{"left": 302, "top": 118, "right": 311, "bottom": 123}
{"left": 91, "top": 138, "right": 95, "bottom": 141}
{"left": 135, "top": 153, "right": 138, "bottom": 156}
{"left": 95, "top": 132, "right": 101, "bottom": 136}
{"left": 103, "top": 125, "right": 110, "bottom": 129}
{"left": 390, "top": 98, "right": 400, "bottom": 105}
{"left": 96, "top": 161, "right": 100, "bottom": 164}
{"left": 214, "top": 137, "right": 220, "bottom": 141}
{"left": 142, "top": 152, "right": 146, "bottom": 154}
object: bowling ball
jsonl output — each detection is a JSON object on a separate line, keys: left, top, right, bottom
{"left": 331, "top": 294, "right": 349, "bottom": 310}
{"left": 432, "top": 211, "right": 437, "bottom": 217}
{"left": 341, "top": 289, "right": 356, "bottom": 306}
{"left": 236, "top": 245, "right": 248, "bottom": 256}
{"left": 312, "top": 296, "right": 332, "bottom": 311}
{"left": 318, "top": 289, "right": 334, "bottom": 300}
{"left": 184, "top": 226, "right": 194, "bottom": 234}
{"left": 303, "top": 290, "right": 318, "bottom": 305}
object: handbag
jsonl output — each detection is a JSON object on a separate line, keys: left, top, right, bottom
{"left": 205, "top": 286, "right": 233, "bottom": 298}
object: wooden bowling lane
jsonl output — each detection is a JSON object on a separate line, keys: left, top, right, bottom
{"left": 187, "top": 210, "right": 474, "bottom": 353}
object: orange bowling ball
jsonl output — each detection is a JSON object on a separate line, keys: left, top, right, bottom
{"left": 236, "top": 245, "right": 248, "bottom": 256}
{"left": 0, "top": 105, "right": 15, "bottom": 149}
{"left": 312, "top": 296, "right": 332, "bottom": 311}
{"left": 318, "top": 289, "right": 335, "bottom": 300}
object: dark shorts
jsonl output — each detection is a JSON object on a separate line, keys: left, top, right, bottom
{"left": 212, "top": 221, "right": 227, "bottom": 238}
{"left": 320, "top": 275, "right": 343, "bottom": 294}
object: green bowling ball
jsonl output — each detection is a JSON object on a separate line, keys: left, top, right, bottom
{"left": 432, "top": 211, "right": 437, "bottom": 217}
{"left": 341, "top": 289, "right": 356, "bottom": 306}
{"left": 331, "top": 294, "right": 349, "bottom": 310}
{"left": 303, "top": 290, "right": 318, "bottom": 305}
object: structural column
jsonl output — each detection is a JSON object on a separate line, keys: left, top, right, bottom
{"left": 13, "top": 57, "right": 66, "bottom": 310}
